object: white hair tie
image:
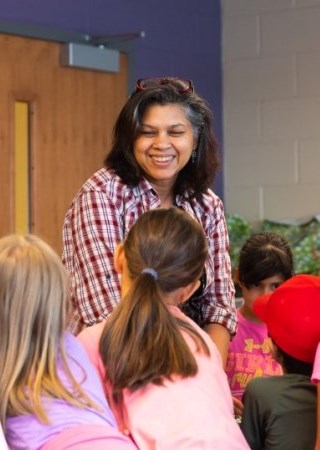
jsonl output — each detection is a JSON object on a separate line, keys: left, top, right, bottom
{"left": 142, "top": 268, "right": 158, "bottom": 280}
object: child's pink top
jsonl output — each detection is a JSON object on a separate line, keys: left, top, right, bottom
{"left": 0, "top": 424, "right": 8, "bottom": 449}
{"left": 312, "top": 342, "right": 320, "bottom": 383}
{"left": 78, "top": 306, "right": 250, "bottom": 450}
{"left": 226, "top": 310, "right": 282, "bottom": 400}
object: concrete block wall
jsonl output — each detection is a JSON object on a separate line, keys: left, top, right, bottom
{"left": 222, "top": 0, "right": 320, "bottom": 223}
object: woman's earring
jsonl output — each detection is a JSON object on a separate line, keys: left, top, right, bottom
{"left": 191, "top": 150, "right": 197, "bottom": 163}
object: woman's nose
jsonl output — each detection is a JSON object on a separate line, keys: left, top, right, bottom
{"left": 153, "top": 133, "right": 170, "bottom": 149}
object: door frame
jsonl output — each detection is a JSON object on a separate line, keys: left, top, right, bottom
{"left": 0, "top": 18, "right": 138, "bottom": 92}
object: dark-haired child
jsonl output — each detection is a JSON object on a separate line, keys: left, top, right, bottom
{"left": 225, "top": 232, "right": 294, "bottom": 417}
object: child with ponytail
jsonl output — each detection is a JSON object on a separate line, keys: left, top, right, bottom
{"left": 78, "top": 207, "right": 249, "bottom": 449}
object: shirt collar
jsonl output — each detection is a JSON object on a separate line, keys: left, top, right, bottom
{"left": 133, "top": 176, "right": 192, "bottom": 205}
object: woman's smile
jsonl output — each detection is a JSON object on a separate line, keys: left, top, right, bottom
{"left": 149, "top": 155, "right": 175, "bottom": 165}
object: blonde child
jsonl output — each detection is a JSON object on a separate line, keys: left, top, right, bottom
{"left": 0, "top": 234, "right": 136, "bottom": 449}
{"left": 78, "top": 207, "right": 249, "bottom": 449}
{"left": 225, "top": 232, "right": 294, "bottom": 417}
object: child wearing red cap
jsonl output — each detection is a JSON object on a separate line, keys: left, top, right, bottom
{"left": 241, "top": 274, "right": 320, "bottom": 450}
{"left": 225, "top": 232, "right": 293, "bottom": 418}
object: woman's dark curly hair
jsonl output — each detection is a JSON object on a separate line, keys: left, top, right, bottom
{"left": 105, "top": 78, "right": 219, "bottom": 198}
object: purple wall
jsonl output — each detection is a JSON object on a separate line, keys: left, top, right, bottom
{"left": 0, "top": 0, "right": 224, "bottom": 198}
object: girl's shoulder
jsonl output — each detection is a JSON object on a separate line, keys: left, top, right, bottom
{"left": 77, "top": 322, "right": 106, "bottom": 348}
{"left": 169, "top": 306, "right": 222, "bottom": 365}
{"left": 76, "top": 322, "right": 107, "bottom": 382}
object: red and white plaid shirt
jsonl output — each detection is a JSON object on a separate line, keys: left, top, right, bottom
{"left": 62, "top": 167, "right": 236, "bottom": 334}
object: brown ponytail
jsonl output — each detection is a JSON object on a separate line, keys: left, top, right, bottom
{"left": 99, "top": 208, "right": 209, "bottom": 402}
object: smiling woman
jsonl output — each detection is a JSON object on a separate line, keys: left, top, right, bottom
{"left": 133, "top": 104, "right": 196, "bottom": 206}
{"left": 62, "top": 77, "right": 237, "bottom": 364}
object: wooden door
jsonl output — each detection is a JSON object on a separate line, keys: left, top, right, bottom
{"left": 0, "top": 33, "right": 127, "bottom": 253}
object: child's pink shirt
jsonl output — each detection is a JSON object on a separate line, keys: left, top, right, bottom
{"left": 312, "top": 342, "right": 320, "bottom": 383}
{"left": 78, "top": 306, "right": 250, "bottom": 450}
{"left": 0, "top": 424, "right": 8, "bottom": 449}
{"left": 226, "top": 310, "right": 282, "bottom": 401}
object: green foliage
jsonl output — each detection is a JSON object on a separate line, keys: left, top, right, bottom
{"left": 226, "top": 214, "right": 320, "bottom": 275}
{"left": 261, "top": 220, "right": 307, "bottom": 246}
{"left": 226, "top": 214, "right": 252, "bottom": 269}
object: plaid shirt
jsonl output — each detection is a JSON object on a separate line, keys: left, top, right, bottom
{"left": 62, "top": 167, "right": 237, "bottom": 334}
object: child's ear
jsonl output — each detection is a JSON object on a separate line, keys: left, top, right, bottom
{"left": 114, "top": 244, "right": 125, "bottom": 275}
{"left": 233, "top": 267, "right": 239, "bottom": 283}
{"left": 179, "top": 279, "right": 201, "bottom": 305}
{"left": 233, "top": 267, "right": 243, "bottom": 289}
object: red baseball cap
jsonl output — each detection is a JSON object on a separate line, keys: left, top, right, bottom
{"left": 253, "top": 274, "right": 320, "bottom": 363}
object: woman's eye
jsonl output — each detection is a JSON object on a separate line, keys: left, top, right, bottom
{"left": 140, "top": 130, "right": 155, "bottom": 136}
{"left": 170, "top": 131, "right": 184, "bottom": 136}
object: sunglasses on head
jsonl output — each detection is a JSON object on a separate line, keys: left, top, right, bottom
{"left": 135, "top": 77, "right": 194, "bottom": 93}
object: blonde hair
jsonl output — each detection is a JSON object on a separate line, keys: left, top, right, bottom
{"left": 0, "top": 234, "right": 97, "bottom": 427}
{"left": 100, "top": 208, "right": 210, "bottom": 402}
